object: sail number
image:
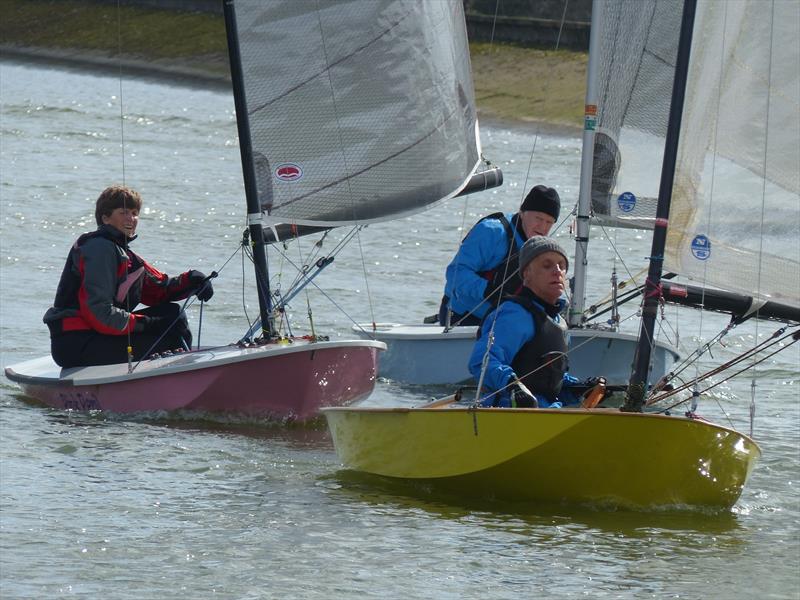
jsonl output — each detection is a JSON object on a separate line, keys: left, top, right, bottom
{"left": 57, "top": 391, "right": 101, "bottom": 411}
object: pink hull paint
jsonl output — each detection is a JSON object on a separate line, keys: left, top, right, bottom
{"left": 7, "top": 340, "right": 384, "bottom": 422}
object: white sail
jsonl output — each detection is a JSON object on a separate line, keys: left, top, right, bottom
{"left": 588, "top": 0, "right": 683, "bottom": 229}
{"left": 233, "top": 0, "right": 480, "bottom": 227}
{"left": 666, "top": 0, "right": 800, "bottom": 309}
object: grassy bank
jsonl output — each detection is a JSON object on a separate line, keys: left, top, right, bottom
{"left": 1, "top": 0, "right": 587, "bottom": 129}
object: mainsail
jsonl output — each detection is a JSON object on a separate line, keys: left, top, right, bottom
{"left": 666, "top": 0, "right": 800, "bottom": 310}
{"left": 586, "top": 0, "right": 798, "bottom": 312}
{"left": 589, "top": 0, "right": 683, "bottom": 229}
{"left": 232, "top": 0, "right": 480, "bottom": 227}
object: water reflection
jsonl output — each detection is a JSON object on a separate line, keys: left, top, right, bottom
{"left": 323, "top": 469, "right": 744, "bottom": 535}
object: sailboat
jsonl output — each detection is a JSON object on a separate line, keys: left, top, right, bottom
{"left": 4, "top": 1, "right": 488, "bottom": 420}
{"left": 324, "top": 0, "right": 799, "bottom": 509}
{"left": 349, "top": 5, "right": 688, "bottom": 388}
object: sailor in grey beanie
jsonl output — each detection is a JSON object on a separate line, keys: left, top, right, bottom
{"left": 519, "top": 235, "right": 569, "bottom": 273}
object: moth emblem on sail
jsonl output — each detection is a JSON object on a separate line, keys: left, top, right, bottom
{"left": 617, "top": 191, "right": 636, "bottom": 212}
{"left": 275, "top": 163, "right": 303, "bottom": 182}
{"left": 690, "top": 235, "right": 711, "bottom": 261}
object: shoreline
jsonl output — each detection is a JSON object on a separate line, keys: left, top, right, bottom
{"left": 2, "top": 45, "right": 584, "bottom": 140}
{"left": 2, "top": 0, "right": 588, "bottom": 133}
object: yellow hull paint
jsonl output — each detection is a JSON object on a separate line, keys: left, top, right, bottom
{"left": 323, "top": 405, "right": 761, "bottom": 509}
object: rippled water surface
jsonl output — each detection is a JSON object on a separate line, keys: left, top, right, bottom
{"left": 1, "top": 60, "right": 798, "bottom": 599}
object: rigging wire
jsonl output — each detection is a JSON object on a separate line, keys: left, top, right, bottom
{"left": 356, "top": 227, "right": 377, "bottom": 332}
{"left": 748, "top": 0, "right": 778, "bottom": 436}
{"left": 688, "top": 0, "right": 730, "bottom": 418}
{"left": 113, "top": 1, "right": 136, "bottom": 373}
{"left": 648, "top": 326, "right": 798, "bottom": 416}
{"left": 470, "top": 0, "right": 570, "bottom": 404}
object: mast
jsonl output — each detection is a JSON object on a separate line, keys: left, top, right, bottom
{"left": 223, "top": 0, "right": 274, "bottom": 339}
{"left": 623, "top": 0, "right": 697, "bottom": 412}
{"left": 568, "top": 0, "right": 605, "bottom": 327}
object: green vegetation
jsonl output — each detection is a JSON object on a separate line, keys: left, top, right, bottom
{"left": 470, "top": 42, "right": 586, "bottom": 129}
{"left": 1, "top": 0, "right": 225, "bottom": 56}
{"left": 1, "top": 0, "right": 586, "bottom": 129}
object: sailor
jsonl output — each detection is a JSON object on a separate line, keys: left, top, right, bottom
{"left": 438, "top": 185, "right": 560, "bottom": 326}
{"left": 469, "top": 235, "right": 579, "bottom": 408}
{"left": 43, "top": 185, "right": 214, "bottom": 367}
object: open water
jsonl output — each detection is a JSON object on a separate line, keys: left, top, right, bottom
{"left": 1, "top": 60, "right": 798, "bottom": 599}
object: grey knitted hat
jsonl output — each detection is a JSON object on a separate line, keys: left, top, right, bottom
{"left": 519, "top": 236, "right": 569, "bottom": 272}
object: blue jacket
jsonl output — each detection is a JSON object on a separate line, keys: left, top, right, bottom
{"left": 444, "top": 212, "right": 526, "bottom": 320}
{"left": 469, "top": 295, "right": 576, "bottom": 407}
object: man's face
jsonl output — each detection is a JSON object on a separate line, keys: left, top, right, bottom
{"left": 520, "top": 210, "right": 555, "bottom": 237}
{"left": 522, "top": 251, "right": 567, "bottom": 305}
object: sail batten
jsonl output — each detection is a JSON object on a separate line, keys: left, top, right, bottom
{"left": 233, "top": 0, "right": 480, "bottom": 226}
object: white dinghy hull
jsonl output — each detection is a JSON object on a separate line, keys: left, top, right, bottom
{"left": 353, "top": 323, "right": 678, "bottom": 386}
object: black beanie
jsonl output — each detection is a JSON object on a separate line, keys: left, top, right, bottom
{"left": 520, "top": 185, "right": 560, "bottom": 220}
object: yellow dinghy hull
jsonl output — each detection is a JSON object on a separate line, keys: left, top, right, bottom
{"left": 323, "top": 404, "right": 761, "bottom": 510}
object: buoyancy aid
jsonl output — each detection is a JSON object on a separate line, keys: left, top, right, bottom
{"left": 45, "top": 226, "right": 142, "bottom": 334}
{"left": 506, "top": 292, "right": 568, "bottom": 400}
{"left": 53, "top": 228, "right": 135, "bottom": 310}
{"left": 44, "top": 226, "right": 195, "bottom": 336}
{"left": 475, "top": 212, "right": 526, "bottom": 304}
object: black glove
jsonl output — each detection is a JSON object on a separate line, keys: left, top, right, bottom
{"left": 134, "top": 315, "right": 171, "bottom": 334}
{"left": 582, "top": 376, "right": 605, "bottom": 388}
{"left": 509, "top": 380, "right": 538, "bottom": 408}
{"left": 188, "top": 270, "right": 214, "bottom": 302}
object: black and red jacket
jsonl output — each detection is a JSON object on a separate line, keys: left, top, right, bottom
{"left": 44, "top": 225, "right": 197, "bottom": 336}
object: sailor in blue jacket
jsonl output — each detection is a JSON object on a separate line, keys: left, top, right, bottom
{"left": 438, "top": 185, "right": 560, "bottom": 326}
{"left": 469, "top": 236, "right": 577, "bottom": 408}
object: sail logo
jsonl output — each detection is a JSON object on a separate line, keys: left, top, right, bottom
{"left": 691, "top": 235, "right": 711, "bottom": 260}
{"left": 275, "top": 163, "right": 303, "bottom": 182}
{"left": 617, "top": 192, "right": 636, "bottom": 212}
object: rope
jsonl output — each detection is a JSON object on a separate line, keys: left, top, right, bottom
{"left": 113, "top": 1, "right": 136, "bottom": 372}
{"left": 646, "top": 325, "right": 798, "bottom": 408}
{"left": 355, "top": 226, "right": 377, "bottom": 331}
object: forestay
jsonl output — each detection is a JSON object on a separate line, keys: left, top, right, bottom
{"left": 233, "top": 0, "right": 480, "bottom": 227}
{"left": 666, "top": 0, "right": 800, "bottom": 310}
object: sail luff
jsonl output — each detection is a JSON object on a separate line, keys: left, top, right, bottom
{"left": 223, "top": 0, "right": 273, "bottom": 337}
{"left": 624, "top": 0, "right": 698, "bottom": 413}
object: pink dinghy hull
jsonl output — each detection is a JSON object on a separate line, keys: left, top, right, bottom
{"left": 4, "top": 339, "right": 386, "bottom": 421}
